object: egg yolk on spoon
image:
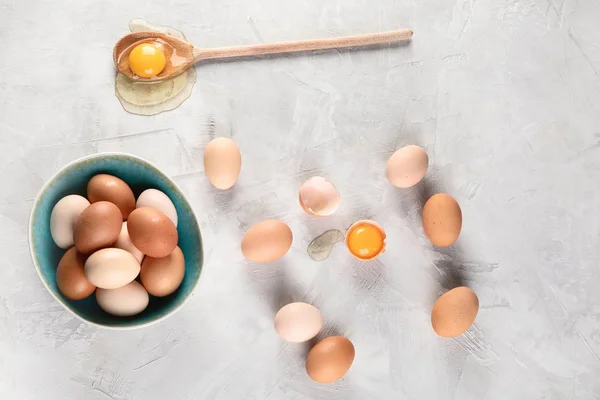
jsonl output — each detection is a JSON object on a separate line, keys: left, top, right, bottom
{"left": 128, "top": 43, "right": 166, "bottom": 78}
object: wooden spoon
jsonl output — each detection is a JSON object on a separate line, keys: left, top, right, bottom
{"left": 113, "top": 29, "right": 413, "bottom": 82}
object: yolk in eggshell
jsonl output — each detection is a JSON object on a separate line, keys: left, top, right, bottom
{"left": 128, "top": 43, "right": 166, "bottom": 78}
{"left": 347, "top": 224, "right": 384, "bottom": 259}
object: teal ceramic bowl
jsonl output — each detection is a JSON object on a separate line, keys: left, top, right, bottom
{"left": 28, "top": 153, "right": 203, "bottom": 329}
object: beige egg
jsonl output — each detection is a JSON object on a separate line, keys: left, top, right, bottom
{"left": 422, "top": 193, "right": 462, "bottom": 247}
{"left": 299, "top": 177, "right": 341, "bottom": 217}
{"left": 84, "top": 248, "right": 140, "bottom": 289}
{"left": 50, "top": 195, "right": 90, "bottom": 249}
{"left": 87, "top": 174, "right": 136, "bottom": 219}
{"left": 136, "top": 189, "right": 178, "bottom": 226}
{"left": 241, "top": 220, "right": 293, "bottom": 263}
{"left": 96, "top": 280, "right": 149, "bottom": 317}
{"left": 275, "top": 302, "right": 323, "bottom": 342}
{"left": 431, "top": 286, "right": 479, "bottom": 337}
{"left": 387, "top": 145, "right": 429, "bottom": 188}
{"left": 140, "top": 246, "right": 185, "bottom": 297}
{"left": 306, "top": 336, "right": 355, "bottom": 383}
{"left": 204, "top": 137, "right": 241, "bottom": 190}
{"left": 114, "top": 222, "right": 144, "bottom": 263}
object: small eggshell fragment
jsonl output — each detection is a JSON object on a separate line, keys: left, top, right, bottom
{"left": 306, "top": 336, "right": 355, "bottom": 384}
{"left": 114, "top": 222, "right": 144, "bottom": 263}
{"left": 204, "top": 137, "right": 241, "bottom": 190}
{"left": 127, "top": 207, "right": 178, "bottom": 258}
{"left": 431, "top": 286, "right": 479, "bottom": 337}
{"left": 73, "top": 201, "right": 122, "bottom": 255}
{"left": 387, "top": 145, "right": 429, "bottom": 188}
{"left": 136, "top": 189, "right": 178, "bottom": 226}
{"left": 274, "top": 302, "right": 323, "bottom": 342}
{"left": 87, "top": 174, "right": 136, "bottom": 219}
{"left": 84, "top": 248, "right": 141, "bottom": 289}
{"left": 140, "top": 246, "right": 185, "bottom": 297}
{"left": 96, "top": 281, "right": 149, "bottom": 317}
{"left": 422, "top": 193, "right": 462, "bottom": 247}
{"left": 56, "top": 247, "right": 96, "bottom": 300}
{"left": 50, "top": 195, "right": 90, "bottom": 249}
{"left": 299, "top": 177, "right": 341, "bottom": 217}
{"left": 241, "top": 220, "right": 293, "bottom": 263}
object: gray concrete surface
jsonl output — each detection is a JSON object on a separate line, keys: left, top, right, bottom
{"left": 1, "top": 0, "right": 599, "bottom": 399}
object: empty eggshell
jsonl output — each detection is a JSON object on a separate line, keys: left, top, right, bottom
{"left": 422, "top": 193, "right": 462, "bottom": 247}
{"left": 274, "top": 302, "right": 323, "bottom": 342}
{"left": 56, "top": 247, "right": 96, "bottom": 300}
{"left": 127, "top": 207, "right": 178, "bottom": 258}
{"left": 431, "top": 286, "right": 479, "bottom": 337}
{"left": 204, "top": 137, "right": 241, "bottom": 190}
{"left": 114, "top": 222, "right": 144, "bottom": 263}
{"left": 73, "top": 201, "right": 122, "bottom": 255}
{"left": 50, "top": 195, "right": 90, "bottom": 249}
{"left": 299, "top": 177, "right": 341, "bottom": 217}
{"left": 96, "top": 280, "right": 149, "bottom": 317}
{"left": 84, "top": 248, "right": 141, "bottom": 289}
{"left": 306, "top": 336, "right": 355, "bottom": 384}
{"left": 140, "top": 246, "right": 185, "bottom": 297}
{"left": 387, "top": 145, "right": 429, "bottom": 188}
{"left": 87, "top": 174, "right": 136, "bottom": 219}
{"left": 136, "top": 188, "right": 178, "bottom": 226}
{"left": 241, "top": 220, "right": 293, "bottom": 263}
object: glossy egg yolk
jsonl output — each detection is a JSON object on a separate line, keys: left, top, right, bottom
{"left": 347, "top": 224, "right": 384, "bottom": 259}
{"left": 128, "top": 43, "right": 166, "bottom": 78}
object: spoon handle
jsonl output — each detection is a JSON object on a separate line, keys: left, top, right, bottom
{"left": 192, "top": 29, "right": 413, "bottom": 61}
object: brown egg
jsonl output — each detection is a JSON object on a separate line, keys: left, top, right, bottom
{"left": 422, "top": 193, "right": 462, "bottom": 247}
{"left": 140, "top": 246, "right": 185, "bottom": 297}
{"left": 431, "top": 286, "right": 479, "bottom": 337}
{"left": 87, "top": 174, "right": 135, "bottom": 219}
{"left": 74, "top": 201, "right": 122, "bottom": 255}
{"left": 127, "top": 207, "right": 178, "bottom": 258}
{"left": 56, "top": 247, "right": 96, "bottom": 300}
{"left": 241, "top": 220, "right": 293, "bottom": 263}
{"left": 306, "top": 336, "right": 355, "bottom": 384}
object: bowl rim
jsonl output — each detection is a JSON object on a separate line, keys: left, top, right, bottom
{"left": 28, "top": 152, "right": 203, "bottom": 330}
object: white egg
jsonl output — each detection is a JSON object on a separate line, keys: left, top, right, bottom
{"left": 50, "top": 195, "right": 90, "bottom": 248}
{"left": 114, "top": 222, "right": 144, "bottom": 263}
{"left": 274, "top": 302, "right": 323, "bottom": 342}
{"left": 84, "top": 248, "right": 140, "bottom": 289}
{"left": 96, "top": 281, "right": 149, "bottom": 317}
{"left": 135, "top": 189, "right": 178, "bottom": 226}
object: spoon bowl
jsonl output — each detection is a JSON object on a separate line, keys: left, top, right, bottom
{"left": 114, "top": 32, "right": 195, "bottom": 81}
{"left": 114, "top": 28, "right": 414, "bottom": 82}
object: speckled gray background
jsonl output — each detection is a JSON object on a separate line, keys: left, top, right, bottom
{"left": 1, "top": 0, "right": 599, "bottom": 399}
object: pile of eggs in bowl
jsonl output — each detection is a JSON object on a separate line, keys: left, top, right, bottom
{"left": 50, "top": 174, "right": 184, "bottom": 317}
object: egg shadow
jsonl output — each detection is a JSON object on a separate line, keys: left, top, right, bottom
{"left": 245, "top": 258, "right": 300, "bottom": 316}
{"left": 433, "top": 244, "right": 468, "bottom": 290}
{"left": 212, "top": 186, "right": 236, "bottom": 214}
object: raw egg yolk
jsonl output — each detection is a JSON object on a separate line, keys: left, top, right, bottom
{"left": 128, "top": 43, "right": 166, "bottom": 78}
{"left": 347, "top": 224, "right": 384, "bottom": 259}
